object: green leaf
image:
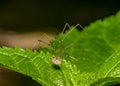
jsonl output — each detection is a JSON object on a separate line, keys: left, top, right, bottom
{"left": 0, "top": 46, "right": 52, "bottom": 85}
{"left": 90, "top": 77, "right": 120, "bottom": 86}
{"left": 91, "top": 50, "right": 120, "bottom": 86}
{"left": 95, "top": 50, "right": 120, "bottom": 78}
{"left": 0, "top": 11, "right": 120, "bottom": 86}
{"left": 0, "top": 46, "right": 92, "bottom": 86}
{"left": 50, "top": 11, "right": 120, "bottom": 85}
{"left": 51, "top": 11, "right": 120, "bottom": 73}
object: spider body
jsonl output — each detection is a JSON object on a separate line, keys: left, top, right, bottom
{"left": 51, "top": 57, "right": 61, "bottom": 65}
{"left": 51, "top": 57, "right": 61, "bottom": 70}
{"left": 33, "top": 23, "right": 82, "bottom": 68}
{"left": 50, "top": 23, "right": 82, "bottom": 65}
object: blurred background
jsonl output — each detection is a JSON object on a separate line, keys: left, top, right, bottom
{"left": 0, "top": 0, "right": 120, "bottom": 86}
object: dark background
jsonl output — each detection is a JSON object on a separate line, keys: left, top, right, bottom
{"left": 0, "top": 0, "right": 119, "bottom": 32}
{"left": 0, "top": 0, "right": 120, "bottom": 86}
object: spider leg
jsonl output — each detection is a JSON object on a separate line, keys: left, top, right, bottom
{"left": 31, "top": 40, "right": 40, "bottom": 50}
{"left": 69, "top": 56, "right": 78, "bottom": 61}
{"left": 74, "top": 23, "right": 83, "bottom": 31}
{"left": 62, "top": 22, "right": 71, "bottom": 33}
{"left": 31, "top": 33, "right": 50, "bottom": 50}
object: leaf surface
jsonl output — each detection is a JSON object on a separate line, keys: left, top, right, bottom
{"left": 0, "top": 11, "right": 120, "bottom": 86}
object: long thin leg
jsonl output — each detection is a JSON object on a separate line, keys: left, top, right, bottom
{"left": 62, "top": 23, "right": 83, "bottom": 33}
{"left": 74, "top": 24, "right": 83, "bottom": 29}
{"left": 61, "top": 23, "right": 83, "bottom": 61}
{"left": 31, "top": 40, "right": 41, "bottom": 50}
{"left": 62, "top": 23, "right": 71, "bottom": 33}
{"left": 31, "top": 33, "right": 50, "bottom": 50}
{"left": 37, "top": 39, "right": 49, "bottom": 46}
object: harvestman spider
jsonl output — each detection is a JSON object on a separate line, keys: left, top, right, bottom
{"left": 32, "top": 23, "right": 83, "bottom": 67}
{"left": 51, "top": 23, "right": 83, "bottom": 65}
